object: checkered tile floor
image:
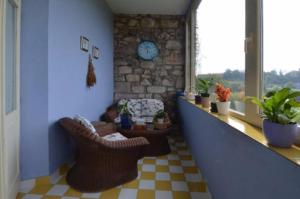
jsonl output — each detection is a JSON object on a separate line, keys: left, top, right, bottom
{"left": 17, "top": 136, "right": 212, "bottom": 199}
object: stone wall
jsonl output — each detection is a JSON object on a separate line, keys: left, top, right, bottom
{"left": 114, "top": 14, "right": 185, "bottom": 116}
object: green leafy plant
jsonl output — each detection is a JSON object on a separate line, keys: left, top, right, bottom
{"left": 196, "top": 78, "right": 214, "bottom": 96}
{"left": 117, "top": 102, "right": 131, "bottom": 116}
{"left": 246, "top": 88, "right": 300, "bottom": 125}
{"left": 154, "top": 110, "right": 166, "bottom": 119}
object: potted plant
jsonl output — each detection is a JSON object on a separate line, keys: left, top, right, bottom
{"left": 154, "top": 110, "right": 166, "bottom": 124}
{"left": 215, "top": 83, "right": 232, "bottom": 115}
{"left": 247, "top": 88, "right": 300, "bottom": 148}
{"left": 196, "top": 78, "right": 214, "bottom": 108}
{"left": 118, "top": 102, "right": 132, "bottom": 129}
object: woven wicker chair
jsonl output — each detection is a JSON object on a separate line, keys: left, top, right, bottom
{"left": 59, "top": 117, "right": 149, "bottom": 192}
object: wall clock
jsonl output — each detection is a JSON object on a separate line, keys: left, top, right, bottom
{"left": 137, "top": 41, "right": 159, "bottom": 61}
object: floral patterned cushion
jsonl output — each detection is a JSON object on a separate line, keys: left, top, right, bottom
{"left": 118, "top": 99, "right": 142, "bottom": 117}
{"left": 141, "top": 99, "right": 164, "bottom": 117}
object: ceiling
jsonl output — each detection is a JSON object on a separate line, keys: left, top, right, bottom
{"left": 105, "top": 0, "right": 191, "bottom": 15}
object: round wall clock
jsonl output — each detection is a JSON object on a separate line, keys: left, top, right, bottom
{"left": 137, "top": 41, "right": 159, "bottom": 61}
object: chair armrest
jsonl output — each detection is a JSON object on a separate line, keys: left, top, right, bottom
{"left": 95, "top": 136, "right": 149, "bottom": 150}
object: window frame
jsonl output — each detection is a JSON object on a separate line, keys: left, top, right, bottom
{"left": 188, "top": 0, "right": 264, "bottom": 128}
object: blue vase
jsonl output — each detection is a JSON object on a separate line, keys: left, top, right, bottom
{"left": 263, "top": 119, "right": 297, "bottom": 148}
{"left": 121, "top": 114, "right": 132, "bottom": 130}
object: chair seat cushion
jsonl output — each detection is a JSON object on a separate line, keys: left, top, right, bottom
{"left": 74, "top": 115, "right": 97, "bottom": 134}
{"left": 102, "top": 132, "right": 128, "bottom": 141}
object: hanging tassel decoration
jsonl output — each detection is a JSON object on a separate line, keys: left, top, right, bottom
{"left": 86, "top": 54, "right": 96, "bottom": 88}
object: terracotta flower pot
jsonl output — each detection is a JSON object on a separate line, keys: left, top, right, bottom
{"left": 201, "top": 97, "right": 210, "bottom": 108}
{"left": 216, "top": 101, "right": 230, "bottom": 115}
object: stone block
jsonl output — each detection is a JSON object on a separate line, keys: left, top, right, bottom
{"left": 166, "top": 40, "right": 182, "bottom": 50}
{"left": 126, "top": 74, "right": 140, "bottom": 82}
{"left": 141, "top": 79, "right": 152, "bottom": 86}
{"left": 141, "top": 61, "right": 155, "bottom": 69}
{"left": 115, "top": 82, "right": 131, "bottom": 92}
{"left": 162, "top": 79, "right": 174, "bottom": 86}
{"left": 172, "top": 69, "right": 183, "bottom": 76}
{"left": 147, "top": 86, "right": 166, "bottom": 93}
{"left": 119, "top": 66, "right": 132, "bottom": 74}
{"left": 165, "top": 51, "right": 184, "bottom": 65}
{"left": 141, "top": 18, "right": 156, "bottom": 28}
{"left": 160, "top": 19, "right": 179, "bottom": 28}
{"left": 132, "top": 86, "right": 145, "bottom": 93}
{"left": 128, "top": 19, "right": 139, "bottom": 27}
{"left": 115, "top": 93, "right": 138, "bottom": 101}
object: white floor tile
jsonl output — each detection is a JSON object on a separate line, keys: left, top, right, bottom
{"left": 190, "top": 192, "right": 212, "bottom": 199}
{"left": 142, "top": 164, "right": 155, "bottom": 172}
{"left": 167, "top": 154, "right": 180, "bottom": 160}
{"left": 46, "top": 185, "right": 69, "bottom": 196}
{"left": 81, "top": 192, "right": 101, "bottom": 198}
{"left": 139, "top": 180, "right": 155, "bottom": 190}
{"left": 118, "top": 188, "right": 137, "bottom": 199}
{"left": 19, "top": 179, "right": 35, "bottom": 193}
{"left": 181, "top": 160, "right": 195, "bottom": 167}
{"left": 178, "top": 150, "right": 190, "bottom": 155}
{"left": 171, "top": 181, "right": 189, "bottom": 191}
{"left": 156, "top": 191, "right": 173, "bottom": 199}
{"left": 184, "top": 173, "right": 201, "bottom": 182}
{"left": 22, "top": 194, "right": 43, "bottom": 199}
{"left": 156, "top": 159, "right": 168, "bottom": 165}
{"left": 155, "top": 172, "right": 171, "bottom": 181}
{"left": 169, "top": 166, "right": 183, "bottom": 173}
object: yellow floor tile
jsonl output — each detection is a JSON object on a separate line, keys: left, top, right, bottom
{"left": 57, "top": 176, "right": 67, "bottom": 184}
{"left": 16, "top": 193, "right": 25, "bottom": 199}
{"left": 100, "top": 188, "right": 121, "bottom": 199}
{"left": 183, "top": 166, "right": 198, "bottom": 173}
{"left": 42, "top": 196, "right": 61, "bottom": 199}
{"left": 143, "top": 159, "right": 156, "bottom": 164}
{"left": 188, "top": 182, "right": 207, "bottom": 192}
{"left": 137, "top": 190, "right": 155, "bottom": 199}
{"left": 180, "top": 155, "right": 193, "bottom": 160}
{"left": 155, "top": 180, "right": 172, "bottom": 190}
{"left": 138, "top": 165, "right": 142, "bottom": 170}
{"left": 64, "top": 187, "right": 82, "bottom": 197}
{"left": 169, "top": 160, "right": 181, "bottom": 166}
{"left": 157, "top": 155, "right": 168, "bottom": 160}
{"left": 36, "top": 176, "right": 51, "bottom": 186}
{"left": 170, "top": 173, "right": 185, "bottom": 181}
{"left": 156, "top": 165, "right": 169, "bottom": 172}
{"left": 59, "top": 164, "right": 70, "bottom": 175}
{"left": 30, "top": 184, "right": 53, "bottom": 195}
{"left": 173, "top": 191, "right": 191, "bottom": 199}
{"left": 122, "top": 179, "right": 139, "bottom": 189}
{"left": 140, "top": 172, "right": 155, "bottom": 180}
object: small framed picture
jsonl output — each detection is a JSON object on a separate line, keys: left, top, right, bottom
{"left": 80, "top": 36, "right": 89, "bottom": 52}
{"left": 92, "top": 46, "right": 100, "bottom": 59}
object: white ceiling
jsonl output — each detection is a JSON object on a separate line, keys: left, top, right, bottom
{"left": 105, "top": 0, "right": 191, "bottom": 15}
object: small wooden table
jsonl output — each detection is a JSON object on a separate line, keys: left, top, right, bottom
{"left": 118, "top": 124, "right": 172, "bottom": 157}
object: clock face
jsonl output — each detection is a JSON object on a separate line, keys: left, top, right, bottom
{"left": 137, "top": 41, "right": 159, "bottom": 60}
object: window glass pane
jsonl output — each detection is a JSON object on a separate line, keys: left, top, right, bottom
{"left": 195, "top": 0, "right": 245, "bottom": 113}
{"left": 263, "top": 0, "right": 300, "bottom": 93}
{"left": 5, "top": 0, "right": 17, "bottom": 114}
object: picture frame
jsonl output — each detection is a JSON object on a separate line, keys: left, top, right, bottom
{"left": 92, "top": 46, "right": 100, "bottom": 59}
{"left": 80, "top": 36, "right": 89, "bottom": 52}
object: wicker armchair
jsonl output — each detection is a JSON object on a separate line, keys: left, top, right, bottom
{"left": 59, "top": 117, "right": 149, "bottom": 192}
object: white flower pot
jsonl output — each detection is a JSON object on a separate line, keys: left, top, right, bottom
{"left": 216, "top": 101, "right": 231, "bottom": 115}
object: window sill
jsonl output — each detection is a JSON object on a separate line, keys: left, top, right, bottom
{"left": 184, "top": 98, "right": 300, "bottom": 166}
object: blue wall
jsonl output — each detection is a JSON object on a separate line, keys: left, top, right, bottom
{"left": 20, "top": 0, "right": 50, "bottom": 180}
{"left": 178, "top": 98, "right": 300, "bottom": 199}
{"left": 20, "top": 0, "right": 114, "bottom": 180}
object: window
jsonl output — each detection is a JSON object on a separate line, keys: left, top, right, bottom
{"left": 195, "top": 0, "right": 246, "bottom": 113}
{"left": 263, "top": 0, "right": 300, "bottom": 93}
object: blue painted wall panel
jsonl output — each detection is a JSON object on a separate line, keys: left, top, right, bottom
{"left": 20, "top": 0, "right": 113, "bottom": 180}
{"left": 20, "top": 0, "right": 50, "bottom": 180}
{"left": 178, "top": 98, "right": 300, "bottom": 199}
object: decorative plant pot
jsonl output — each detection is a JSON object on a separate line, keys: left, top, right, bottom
{"left": 195, "top": 95, "right": 202, "bottom": 104}
{"left": 201, "top": 96, "right": 210, "bottom": 108}
{"left": 295, "top": 127, "right": 300, "bottom": 146}
{"left": 263, "top": 120, "right": 298, "bottom": 148}
{"left": 216, "top": 101, "right": 230, "bottom": 115}
{"left": 210, "top": 102, "right": 218, "bottom": 113}
{"left": 157, "top": 118, "right": 164, "bottom": 124}
{"left": 120, "top": 114, "right": 132, "bottom": 130}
